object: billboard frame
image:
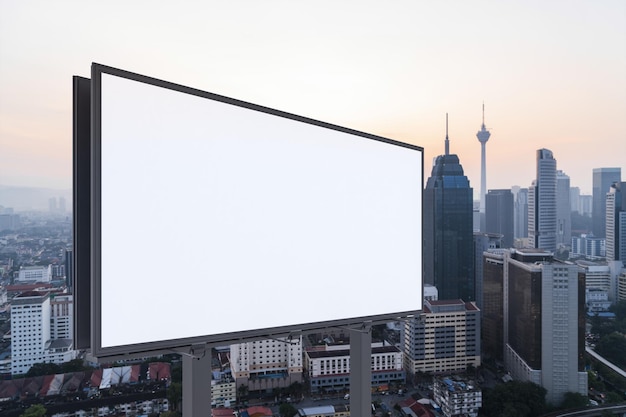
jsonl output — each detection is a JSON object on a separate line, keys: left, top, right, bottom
{"left": 87, "top": 63, "right": 424, "bottom": 360}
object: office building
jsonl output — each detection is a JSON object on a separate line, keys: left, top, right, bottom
{"left": 50, "top": 293, "right": 73, "bottom": 340}
{"left": 485, "top": 189, "right": 514, "bottom": 248}
{"left": 570, "top": 187, "right": 580, "bottom": 213}
{"left": 501, "top": 249, "right": 587, "bottom": 405}
{"left": 579, "top": 194, "right": 593, "bottom": 217}
{"left": 403, "top": 299, "right": 480, "bottom": 376}
{"left": 576, "top": 261, "right": 612, "bottom": 295}
{"left": 10, "top": 291, "right": 76, "bottom": 375}
{"left": 0, "top": 213, "right": 20, "bottom": 231}
{"left": 482, "top": 249, "right": 508, "bottom": 361}
{"left": 618, "top": 270, "right": 626, "bottom": 301}
{"left": 514, "top": 188, "right": 528, "bottom": 240}
{"left": 592, "top": 168, "right": 621, "bottom": 237}
{"left": 64, "top": 249, "right": 74, "bottom": 290}
{"left": 606, "top": 181, "right": 626, "bottom": 261}
{"left": 474, "top": 232, "right": 503, "bottom": 310}
{"left": 571, "top": 235, "right": 605, "bottom": 259}
{"left": 433, "top": 376, "right": 482, "bottom": 417}
{"left": 528, "top": 149, "right": 557, "bottom": 252}
{"left": 230, "top": 337, "right": 303, "bottom": 392}
{"left": 424, "top": 116, "right": 475, "bottom": 301}
{"left": 556, "top": 170, "right": 571, "bottom": 248}
{"left": 305, "top": 341, "right": 404, "bottom": 393}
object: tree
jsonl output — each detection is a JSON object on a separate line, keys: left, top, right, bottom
{"left": 167, "top": 382, "right": 183, "bottom": 412}
{"left": 595, "top": 332, "right": 626, "bottom": 368}
{"left": 19, "top": 404, "right": 46, "bottom": 417}
{"left": 25, "top": 362, "right": 61, "bottom": 377}
{"left": 60, "top": 358, "right": 89, "bottom": 373}
{"left": 279, "top": 403, "right": 298, "bottom": 417}
{"left": 605, "top": 391, "right": 623, "bottom": 404}
{"left": 481, "top": 381, "right": 547, "bottom": 417}
{"left": 160, "top": 412, "right": 182, "bottom": 417}
{"left": 238, "top": 383, "right": 249, "bottom": 400}
{"left": 560, "top": 392, "right": 588, "bottom": 409}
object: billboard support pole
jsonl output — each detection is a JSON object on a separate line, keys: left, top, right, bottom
{"left": 349, "top": 322, "right": 372, "bottom": 416}
{"left": 182, "top": 344, "right": 212, "bottom": 417}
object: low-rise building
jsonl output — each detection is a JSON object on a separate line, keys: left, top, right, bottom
{"left": 433, "top": 377, "right": 482, "bottom": 417}
{"left": 297, "top": 405, "right": 349, "bottom": 417}
{"left": 230, "top": 336, "right": 303, "bottom": 392}
{"left": 16, "top": 265, "right": 52, "bottom": 283}
{"left": 305, "top": 341, "right": 404, "bottom": 393}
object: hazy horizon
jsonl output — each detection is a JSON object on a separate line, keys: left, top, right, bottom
{"left": 1, "top": 1, "right": 624, "bottom": 197}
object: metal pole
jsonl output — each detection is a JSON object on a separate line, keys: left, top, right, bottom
{"left": 182, "top": 345, "right": 212, "bottom": 417}
{"left": 350, "top": 323, "right": 372, "bottom": 416}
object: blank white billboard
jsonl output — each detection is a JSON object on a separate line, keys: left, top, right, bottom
{"left": 91, "top": 64, "right": 423, "bottom": 357}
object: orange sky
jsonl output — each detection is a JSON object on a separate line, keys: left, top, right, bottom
{"left": 0, "top": 0, "right": 624, "bottom": 197}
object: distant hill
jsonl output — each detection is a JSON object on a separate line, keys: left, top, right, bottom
{"left": 0, "top": 185, "right": 72, "bottom": 212}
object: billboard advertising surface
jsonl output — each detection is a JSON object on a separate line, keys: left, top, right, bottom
{"left": 90, "top": 63, "right": 423, "bottom": 358}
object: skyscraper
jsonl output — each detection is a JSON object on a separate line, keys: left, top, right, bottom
{"left": 485, "top": 249, "right": 587, "bottom": 405}
{"left": 424, "top": 115, "right": 475, "bottom": 301}
{"left": 592, "top": 168, "right": 621, "bottom": 237}
{"left": 514, "top": 188, "right": 529, "bottom": 240}
{"left": 606, "top": 181, "right": 626, "bottom": 261}
{"left": 485, "top": 189, "right": 514, "bottom": 248}
{"left": 556, "top": 170, "right": 571, "bottom": 248}
{"left": 476, "top": 103, "right": 491, "bottom": 226}
{"left": 528, "top": 149, "right": 557, "bottom": 252}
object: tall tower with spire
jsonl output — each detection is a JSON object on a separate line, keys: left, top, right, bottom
{"left": 476, "top": 103, "right": 491, "bottom": 215}
{"left": 424, "top": 115, "right": 475, "bottom": 301}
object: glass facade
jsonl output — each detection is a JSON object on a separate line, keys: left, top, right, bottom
{"left": 424, "top": 154, "right": 474, "bottom": 301}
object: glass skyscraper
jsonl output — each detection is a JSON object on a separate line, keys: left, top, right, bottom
{"left": 424, "top": 119, "right": 474, "bottom": 301}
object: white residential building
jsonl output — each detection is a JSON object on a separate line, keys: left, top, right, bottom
{"left": 433, "top": 377, "right": 482, "bottom": 417}
{"left": 211, "top": 377, "right": 236, "bottom": 408}
{"left": 304, "top": 341, "right": 404, "bottom": 393}
{"left": 230, "top": 336, "right": 303, "bottom": 391}
{"left": 404, "top": 299, "right": 481, "bottom": 376}
{"left": 10, "top": 291, "right": 76, "bottom": 375}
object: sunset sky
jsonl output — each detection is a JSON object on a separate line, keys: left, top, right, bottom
{"left": 1, "top": 0, "right": 624, "bottom": 198}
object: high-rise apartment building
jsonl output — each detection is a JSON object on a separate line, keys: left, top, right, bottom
{"left": 556, "top": 170, "right": 571, "bottom": 248}
{"left": 592, "top": 168, "right": 621, "bottom": 237}
{"left": 485, "top": 189, "right": 514, "bottom": 248}
{"left": 10, "top": 291, "right": 76, "bottom": 375}
{"left": 492, "top": 249, "right": 587, "bottom": 405}
{"left": 403, "top": 299, "right": 480, "bottom": 376}
{"left": 514, "top": 188, "right": 528, "bottom": 240}
{"left": 528, "top": 149, "right": 557, "bottom": 252}
{"left": 424, "top": 117, "right": 474, "bottom": 301}
{"left": 606, "top": 182, "right": 626, "bottom": 262}
{"left": 230, "top": 337, "right": 303, "bottom": 392}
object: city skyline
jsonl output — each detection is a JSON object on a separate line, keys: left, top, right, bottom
{"left": 1, "top": 1, "right": 624, "bottom": 197}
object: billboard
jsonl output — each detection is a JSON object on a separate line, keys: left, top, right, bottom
{"left": 84, "top": 63, "right": 423, "bottom": 358}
